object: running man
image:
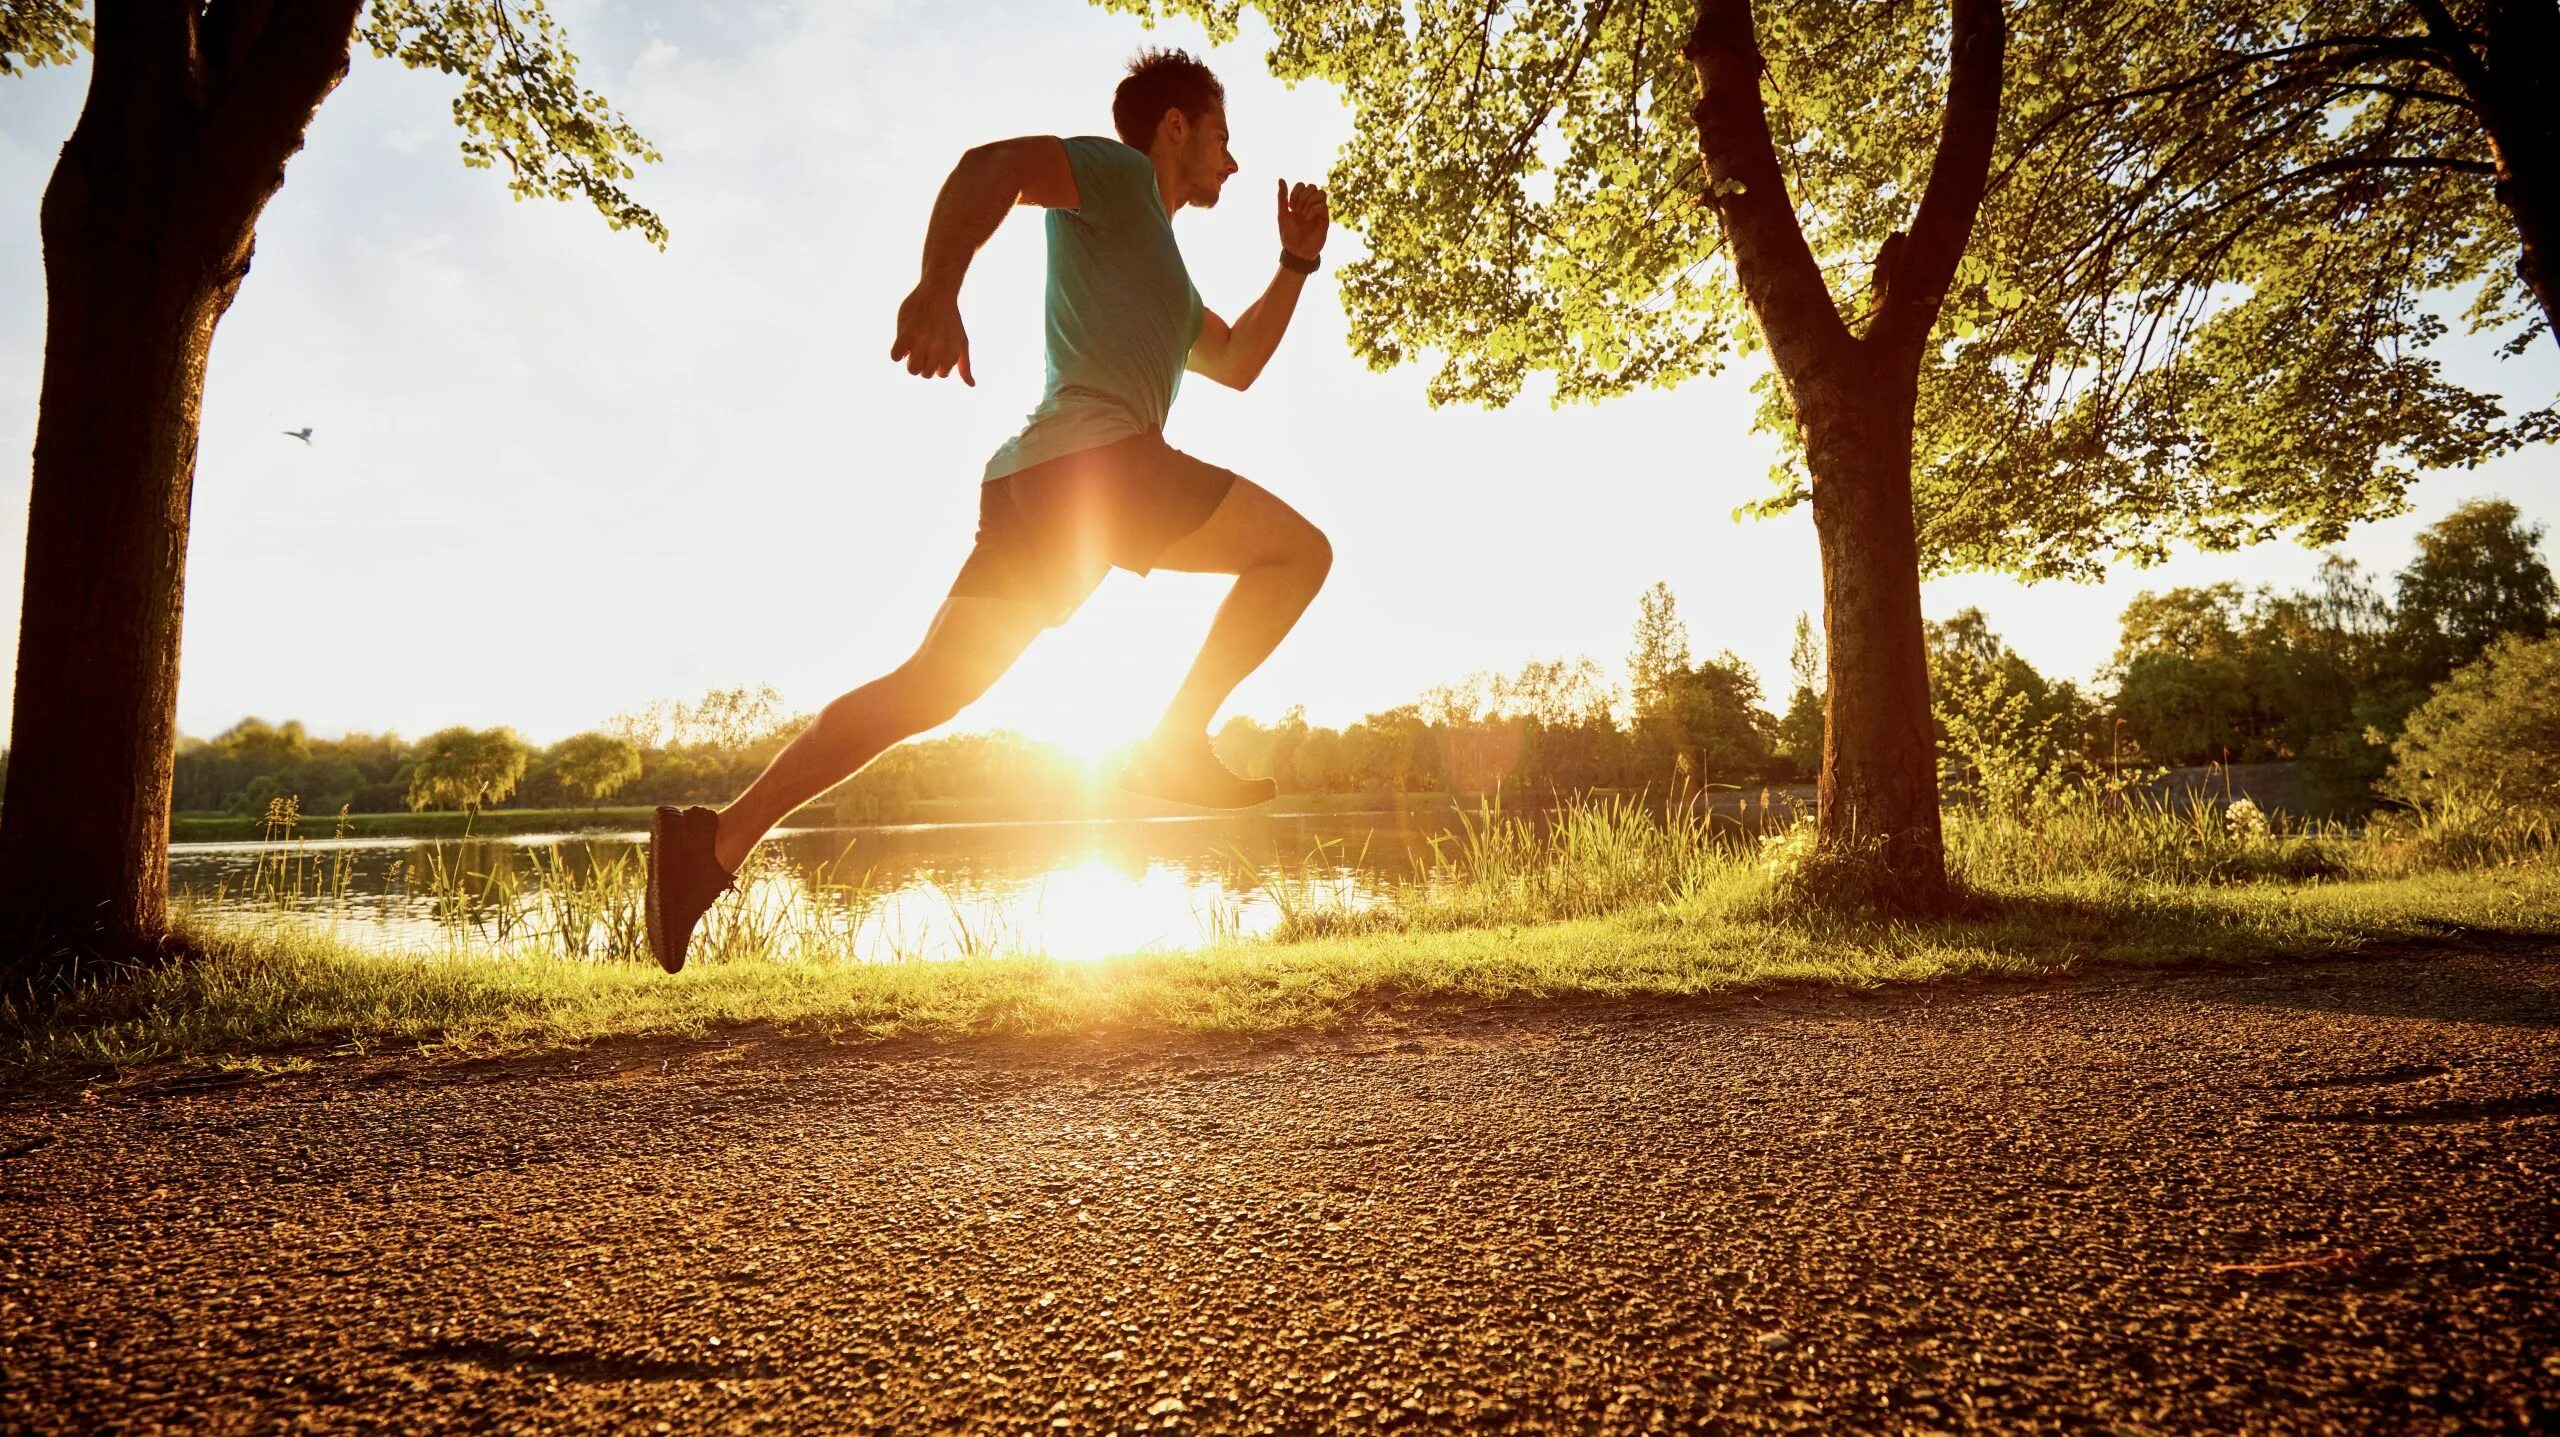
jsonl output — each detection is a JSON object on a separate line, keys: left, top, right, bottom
{"left": 645, "top": 49, "right": 1333, "bottom": 972}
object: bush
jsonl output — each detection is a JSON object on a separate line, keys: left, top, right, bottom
{"left": 2384, "top": 634, "right": 2560, "bottom": 819}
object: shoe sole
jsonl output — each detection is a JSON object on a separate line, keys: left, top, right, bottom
{"left": 645, "top": 806, "right": 684, "bottom": 974}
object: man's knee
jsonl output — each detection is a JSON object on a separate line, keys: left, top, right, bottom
{"left": 1299, "top": 524, "right": 1334, "bottom": 585}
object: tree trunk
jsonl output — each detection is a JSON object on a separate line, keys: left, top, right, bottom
{"left": 0, "top": 3, "right": 360, "bottom": 985}
{"left": 0, "top": 149, "right": 242, "bottom": 966}
{"left": 1801, "top": 373, "right": 1948, "bottom": 910}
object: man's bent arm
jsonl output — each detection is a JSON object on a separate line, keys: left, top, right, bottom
{"left": 1193, "top": 178, "right": 1328, "bottom": 391}
{"left": 916, "top": 136, "right": 1079, "bottom": 296}
{"left": 894, "top": 138, "right": 1077, "bottom": 383}
{"left": 1191, "top": 266, "right": 1308, "bottom": 391}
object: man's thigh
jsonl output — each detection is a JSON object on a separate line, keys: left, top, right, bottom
{"left": 1148, "top": 477, "right": 1326, "bottom": 576}
{"left": 905, "top": 594, "right": 1059, "bottom": 699}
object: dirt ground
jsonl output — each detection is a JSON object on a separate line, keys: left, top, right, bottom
{"left": 4, "top": 945, "right": 2556, "bottom": 1433}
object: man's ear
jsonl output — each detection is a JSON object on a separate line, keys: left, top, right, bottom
{"left": 1159, "top": 106, "right": 1188, "bottom": 148}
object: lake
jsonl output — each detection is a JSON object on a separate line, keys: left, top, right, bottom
{"left": 167, "top": 808, "right": 1534, "bottom": 962}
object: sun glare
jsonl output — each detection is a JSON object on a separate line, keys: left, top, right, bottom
{"left": 1036, "top": 710, "right": 1142, "bottom": 772}
{"left": 959, "top": 574, "right": 1229, "bottom": 770}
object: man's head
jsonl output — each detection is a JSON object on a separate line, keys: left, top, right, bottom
{"left": 1113, "top": 48, "right": 1234, "bottom": 209}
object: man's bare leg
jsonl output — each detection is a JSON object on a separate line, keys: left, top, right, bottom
{"left": 711, "top": 597, "right": 1048, "bottom": 873}
{"left": 1144, "top": 477, "right": 1332, "bottom": 747}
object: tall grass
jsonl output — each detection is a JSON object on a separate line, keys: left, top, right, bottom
{"left": 1251, "top": 795, "right": 1760, "bottom": 939}
{"left": 1233, "top": 783, "right": 2550, "bottom": 943}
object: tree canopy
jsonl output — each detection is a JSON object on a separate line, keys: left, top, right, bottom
{"left": 2106, "top": 498, "right": 2555, "bottom": 789}
{"left": 1100, "top": 0, "right": 2555, "bottom": 579}
{"left": 1918, "top": 0, "right": 2556, "bottom": 578}
{"left": 359, "top": 0, "right": 664, "bottom": 245}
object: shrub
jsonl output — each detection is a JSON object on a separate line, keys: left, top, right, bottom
{"left": 2384, "top": 634, "right": 2560, "bottom": 819}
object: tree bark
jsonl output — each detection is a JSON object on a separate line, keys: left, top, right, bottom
{"left": 2475, "top": 0, "right": 2560, "bottom": 341}
{"left": 1685, "top": 0, "right": 2004, "bottom": 911}
{"left": 0, "top": 1, "right": 359, "bottom": 982}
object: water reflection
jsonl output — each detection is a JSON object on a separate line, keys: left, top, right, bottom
{"left": 166, "top": 810, "right": 1458, "bottom": 962}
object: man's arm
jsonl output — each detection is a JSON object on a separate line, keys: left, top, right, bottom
{"left": 1190, "top": 179, "right": 1331, "bottom": 391}
{"left": 890, "top": 137, "right": 1079, "bottom": 386}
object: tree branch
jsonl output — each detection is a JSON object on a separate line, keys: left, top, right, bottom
{"left": 80, "top": 0, "right": 204, "bottom": 138}
{"left": 189, "top": 0, "right": 362, "bottom": 240}
{"left": 1992, "top": 32, "right": 2445, "bottom": 194}
{"left": 1871, "top": 0, "right": 2006, "bottom": 360}
{"left": 2405, "top": 0, "right": 2496, "bottom": 100}
{"left": 1683, "top": 0, "right": 1850, "bottom": 382}
{"left": 2322, "top": 79, "right": 2477, "bottom": 111}
{"left": 1494, "top": 0, "right": 1614, "bottom": 174}
{"left": 43, "top": 0, "right": 211, "bottom": 235}
{"left": 2295, "top": 151, "right": 2496, "bottom": 178}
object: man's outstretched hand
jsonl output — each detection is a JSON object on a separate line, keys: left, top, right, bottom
{"left": 891, "top": 285, "right": 974, "bottom": 386}
{"left": 1278, "top": 179, "right": 1329, "bottom": 263}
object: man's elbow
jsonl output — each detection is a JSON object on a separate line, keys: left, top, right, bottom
{"left": 1219, "top": 353, "right": 1270, "bottom": 391}
{"left": 1192, "top": 347, "right": 1252, "bottom": 391}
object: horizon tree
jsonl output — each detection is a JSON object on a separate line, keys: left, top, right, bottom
{"left": 2392, "top": 497, "right": 2558, "bottom": 681}
{"left": 1627, "top": 581, "right": 1700, "bottom": 785}
{"left": 544, "top": 731, "right": 643, "bottom": 809}
{"left": 405, "top": 726, "right": 531, "bottom": 818}
{"left": 1777, "top": 613, "right": 1824, "bottom": 781}
{"left": 0, "top": 2, "right": 661, "bottom": 978}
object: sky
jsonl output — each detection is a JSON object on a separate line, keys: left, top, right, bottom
{"left": 0, "top": 0, "right": 2553, "bottom": 762}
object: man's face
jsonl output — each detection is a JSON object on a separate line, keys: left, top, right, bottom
{"left": 1180, "top": 105, "right": 1237, "bottom": 208}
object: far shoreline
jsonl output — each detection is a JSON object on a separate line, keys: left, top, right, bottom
{"left": 158, "top": 760, "right": 2328, "bottom": 845}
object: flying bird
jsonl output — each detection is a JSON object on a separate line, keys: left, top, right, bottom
{"left": 283, "top": 427, "right": 313, "bottom": 444}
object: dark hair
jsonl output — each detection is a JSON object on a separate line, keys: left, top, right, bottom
{"left": 1112, "top": 48, "right": 1224, "bottom": 150}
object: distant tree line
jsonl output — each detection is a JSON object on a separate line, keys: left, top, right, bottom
{"left": 2105, "top": 499, "right": 2555, "bottom": 794}
{"left": 1209, "top": 583, "right": 1806, "bottom": 800}
{"left": 153, "top": 501, "right": 2555, "bottom": 823}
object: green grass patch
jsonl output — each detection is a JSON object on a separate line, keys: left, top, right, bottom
{"left": 11, "top": 863, "right": 2552, "bottom": 1082}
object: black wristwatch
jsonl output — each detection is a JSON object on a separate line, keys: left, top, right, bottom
{"left": 1279, "top": 248, "right": 1321, "bottom": 275}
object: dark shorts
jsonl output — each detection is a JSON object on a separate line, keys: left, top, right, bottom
{"left": 949, "top": 429, "right": 1240, "bottom": 627}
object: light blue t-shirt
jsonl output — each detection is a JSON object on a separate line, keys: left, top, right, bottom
{"left": 983, "top": 136, "right": 1205, "bottom": 482}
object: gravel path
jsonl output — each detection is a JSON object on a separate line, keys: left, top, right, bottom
{"left": 5, "top": 946, "right": 2557, "bottom": 1434}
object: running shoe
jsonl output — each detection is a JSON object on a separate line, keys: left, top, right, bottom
{"left": 645, "top": 805, "right": 736, "bottom": 973}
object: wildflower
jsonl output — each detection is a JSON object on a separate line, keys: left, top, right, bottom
{"left": 2224, "top": 797, "right": 2270, "bottom": 844}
